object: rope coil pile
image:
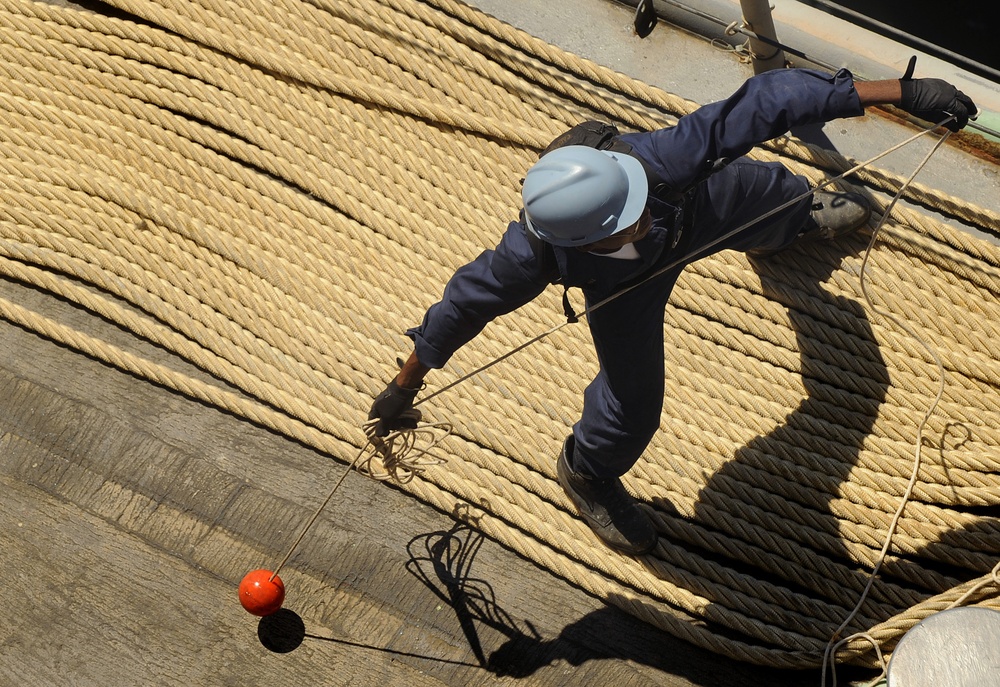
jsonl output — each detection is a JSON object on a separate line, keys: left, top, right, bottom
{"left": 1, "top": 0, "right": 998, "bottom": 669}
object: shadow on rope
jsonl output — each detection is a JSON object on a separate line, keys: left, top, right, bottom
{"left": 683, "top": 231, "right": 890, "bottom": 670}
{"left": 651, "top": 225, "right": 995, "bottom": 671}
{"left": 598, "top": 227, "right": 897, "bottom": 680}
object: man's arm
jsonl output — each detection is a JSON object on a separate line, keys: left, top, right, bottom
{"left": 368, "top": 221, "right": 556, "bottom": 435}
{"left": 624, "top": 68, "right": 977, "bottom": 194}
{"left": 855, "top": 79, "right": 902, "bottom": 107}
{"left": 623, "top": 68, "right": 865, "bottom": 193}
{"left": 395, "top": 351, "right": 430, "bottom": 389}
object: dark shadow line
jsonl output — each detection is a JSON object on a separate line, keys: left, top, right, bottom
{"left": 303, "top": 633, "right": 482, "bottom": 668}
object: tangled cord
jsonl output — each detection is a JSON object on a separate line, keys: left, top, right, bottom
{"left": 360, "top": 412, "right": 452, "bottom": 484}
{"left": 710, "top": 36, "right": 753, "bottom": 64}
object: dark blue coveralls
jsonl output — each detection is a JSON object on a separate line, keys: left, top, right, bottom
{"left": 406, "top": 68, "right": 864, "bottom": 478}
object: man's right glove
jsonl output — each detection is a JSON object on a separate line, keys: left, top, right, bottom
{"left": 898, "top": 58, "right": 978, "bottom": 132}
{"left": 368, "top": 379, "right": 421, "bottom": 437}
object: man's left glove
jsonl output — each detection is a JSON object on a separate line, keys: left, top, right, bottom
{"left": 899, "top": 78, "right": 978, "bottom": 132}
{"left": 368, "top": 379, "right": 421, "bottom": 437}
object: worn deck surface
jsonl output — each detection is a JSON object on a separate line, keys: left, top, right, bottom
{"left": 0, "top": 281, "right": 844, "bottom": 686}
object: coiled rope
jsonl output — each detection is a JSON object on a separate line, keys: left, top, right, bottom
{"left": 1, "top": 0, "right": 998, "bottom": 670}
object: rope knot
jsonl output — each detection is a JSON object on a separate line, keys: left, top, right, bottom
{"left": 361, "top": 416, "right": 451, "bottom": 484}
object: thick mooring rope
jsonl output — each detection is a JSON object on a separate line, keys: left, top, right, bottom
{"left": 1, "top": 0, "right": 998, "bottom": 670}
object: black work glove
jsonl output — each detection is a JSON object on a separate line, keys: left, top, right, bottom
{"left": 898, "top": 56, "right": 977, "bottom": 132}
{"left": 368, "top": 379, "right": 421, "bottom": 437}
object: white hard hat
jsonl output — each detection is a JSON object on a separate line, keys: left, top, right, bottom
{"left": 521, "top": 145, "right": 648, "bottom": 247}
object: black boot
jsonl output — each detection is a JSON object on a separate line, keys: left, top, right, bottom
{"left": 556, "top": 436, "right": 657, "bottom": 556}
{"left": 749, "top": 190, "right": 871, "bottom": 258}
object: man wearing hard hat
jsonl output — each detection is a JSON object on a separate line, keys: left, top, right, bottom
{"left": 370, "top": 67, "right": 977, "bottom": 556}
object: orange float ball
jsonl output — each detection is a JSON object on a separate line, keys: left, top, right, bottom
{"left": 238, "top": 569, "right": 285, "bottom": 616}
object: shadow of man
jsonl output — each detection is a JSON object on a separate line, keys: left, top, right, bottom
{"left": 680, "top": 233, "right": 897, "bottom": 655}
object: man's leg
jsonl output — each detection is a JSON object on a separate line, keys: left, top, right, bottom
{"left": 558, "top": 268, "right": 678, "bottom": 556}
{"left": 681, "top": 159, "right": 814, "bottom": 258}
{"left": 678, "top": 159, "right": 869, "bottom": 259}
{"left": 573, "top": 269, "right": 677, "bottom": 479}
